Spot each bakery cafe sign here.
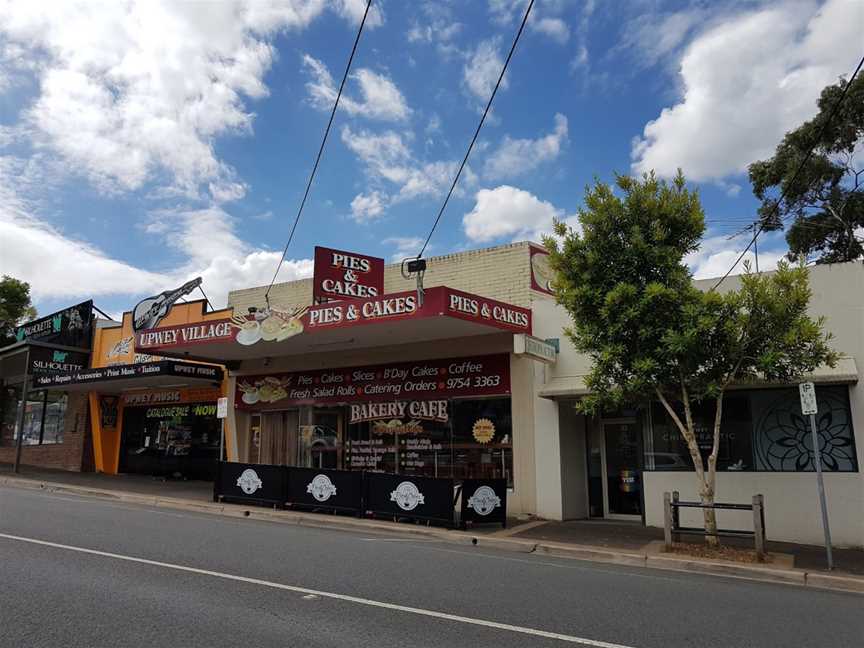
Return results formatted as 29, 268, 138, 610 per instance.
313, 246, 384, 302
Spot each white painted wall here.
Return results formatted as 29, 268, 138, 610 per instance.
644, 471, 864, 547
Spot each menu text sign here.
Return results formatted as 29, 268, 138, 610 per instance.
236, 354, 510, 409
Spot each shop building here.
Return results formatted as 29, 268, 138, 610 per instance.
132, 243, 862, 547
0, 302, 95, 471
35, 300, 230, 479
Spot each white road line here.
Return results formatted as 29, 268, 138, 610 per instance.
0, 531, 636, 648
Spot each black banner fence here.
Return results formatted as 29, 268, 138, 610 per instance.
211, 462, 506, 529
364, 472, 456, 527
286, 467, 363, 515
214, 462, 287, 508
459, 479, 507, 528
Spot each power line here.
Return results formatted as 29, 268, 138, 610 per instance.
710, 53, 864, 291
264, 0, 373, 304
414, 0, 535, 259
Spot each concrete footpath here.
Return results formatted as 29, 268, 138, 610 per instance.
2, 470, 862, 596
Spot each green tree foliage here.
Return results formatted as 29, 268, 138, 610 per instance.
749, 73, 864, 263
545, 173, 838, 542
0, 275, 37, 346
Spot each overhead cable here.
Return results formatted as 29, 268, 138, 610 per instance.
263, 0, 374, 304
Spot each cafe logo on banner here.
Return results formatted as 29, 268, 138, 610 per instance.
313, 246, 385, 303
468, 486, 502, 516
236, 469, 263, 495
390, 481, 425, 511
307, 474, 338, 502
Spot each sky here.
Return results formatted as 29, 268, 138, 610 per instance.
0, 0, 861, 318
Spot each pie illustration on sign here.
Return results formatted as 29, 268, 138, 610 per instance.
390, 481, 425, 511
230, 304, 309, 346
307, 474, 338, 502
236, 469, 263, 495
472, 418, 496, 444
467, 485, 501, 516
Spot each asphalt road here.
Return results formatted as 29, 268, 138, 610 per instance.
0, 486, 861, 648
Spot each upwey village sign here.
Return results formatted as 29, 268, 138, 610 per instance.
313, 246, 384, 302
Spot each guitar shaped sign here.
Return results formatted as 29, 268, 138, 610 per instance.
132, 278, 203, 332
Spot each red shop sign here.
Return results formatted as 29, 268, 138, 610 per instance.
313, 246, 385, 302
235, 354, 510, 409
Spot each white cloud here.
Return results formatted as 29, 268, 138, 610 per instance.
302, 54, 411, 121
463, 185, 576, 243
0, 159, 310, 307
340, 126, 473, 210
332, 0, 384, 27
531, 17, 570, 44
686, 233, 785, 280
0, 1, 374, 200
487, 0, 523, 25
154, 206, 313, 305
631, 0, 864, 182
383, 236, 424, 262
350, 191, 386, 221
463, 38, 508, 101
483, 113, 568, 179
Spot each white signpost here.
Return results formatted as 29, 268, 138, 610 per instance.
217, 397, 228, 462
799, 382, 833, 570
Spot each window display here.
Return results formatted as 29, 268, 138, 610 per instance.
120, 402, 220, 480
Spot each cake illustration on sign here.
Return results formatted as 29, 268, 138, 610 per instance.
468, 485, 502, 516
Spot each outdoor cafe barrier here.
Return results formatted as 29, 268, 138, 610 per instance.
286, 466, 364, 515
211, 462, 508, 530
214, 461, 288, 509
663, 491, 766, 561
364, 472, 457, 527
459, 478, 508, 529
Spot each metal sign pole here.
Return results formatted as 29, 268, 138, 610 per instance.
800, 382, 833, 570
219, 418, 225, 462
809, 412, 833, 570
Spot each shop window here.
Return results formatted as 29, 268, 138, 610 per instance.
347, 415, 451, 477
751, 385, 858, 472
1, 386, 22, 446
451, 398, 513, 487
6, 390, 67, 446
120, 402, 221, 479
646, 394, 754, 471
41, 393, 67, 444
645, 385, 858, 472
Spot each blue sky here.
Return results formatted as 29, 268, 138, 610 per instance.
0, 0, 860, 318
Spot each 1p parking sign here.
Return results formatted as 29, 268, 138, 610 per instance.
798, 382, 818, 415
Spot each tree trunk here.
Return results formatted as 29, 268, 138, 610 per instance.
656, 387, 724, 546
702, 391, 725, 545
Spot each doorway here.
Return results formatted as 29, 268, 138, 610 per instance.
587, 419, 642, 520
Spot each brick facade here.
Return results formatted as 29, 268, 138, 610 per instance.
0, 391, 91, 471
228, 241, 535, 313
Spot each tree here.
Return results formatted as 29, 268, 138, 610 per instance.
0, 275, 37, 347
544, 172, 838, 544
749, 73, 864, 263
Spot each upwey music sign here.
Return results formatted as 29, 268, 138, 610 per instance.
312, 246, 384, 302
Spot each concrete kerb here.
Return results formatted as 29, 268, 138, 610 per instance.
2, 476, 862, 594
